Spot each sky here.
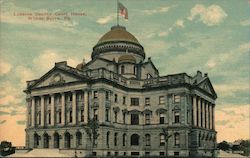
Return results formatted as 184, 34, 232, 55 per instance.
0, 0, 249, 146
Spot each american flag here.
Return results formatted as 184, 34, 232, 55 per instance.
118, 2, 128, 19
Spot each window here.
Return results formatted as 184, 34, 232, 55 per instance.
94, 109, 98, 120
76, 132, 82, 146
123, 96, 126, 104
114, 94, 118, 102
69, 110, 72, 123
58, 110, 62, 123
131, 152, 139, 156
106, 132, 109, 147
105, 91, 109, 100
160, 113, 165, 124
159, 96, 165, 104
121, 65, 125, 74
48, 97, 51, 104
123, 113, 126, 124
174, 95, 181, 103
145, 97, 150, 106
123, 134, 126, 146
160, 152, 165, 156
105, 109, 109, 122
77, 93, 83, 101
114, 112, 118, 123
160, 134, 165, 146
107, 152, 111, 156
131, 98, 139, 106
131, 114, 139, 125
67, 94, 72, 102
37, 112, 41, 125
115, 152, 118, 156
124, 152, 127, 156
145, 114, 150, 125
145, 152, 150, 156
133, 66, 136, 75
131, 134, 139, 146
174, 152, 179, 156
174, 133, 180, 147
145, 134, 150, 146
93, 91, 98, 99
174, 111, 180, 123
114, 133, 118, 146
80, 110, 84, 122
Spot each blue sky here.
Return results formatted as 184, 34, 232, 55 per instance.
0, 0, 249, 145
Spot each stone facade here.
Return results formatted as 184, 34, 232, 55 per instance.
24, 25, 217, 157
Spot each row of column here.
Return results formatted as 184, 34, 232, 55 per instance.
192, 96, 214, 130
30, 91, 89, 127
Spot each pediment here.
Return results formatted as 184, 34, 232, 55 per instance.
30, 67, 85, 89
197, 78, 217, 98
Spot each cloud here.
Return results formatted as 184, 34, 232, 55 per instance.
175, 19, 185, 28
96, 14, 116, 25
188, 4, 227, 26
0, 120, 6, 124
16, 120, 25, 125
0, 111, 10, 115
206, 59, 216, 68
158, 31, 168, 37
0, 59, 12, 76
0, 95, 22, 106
238, 42, 250, 53
216, 105, 249, 142
15, 66, 35, 84
240, 19, 250, 26
140, 5, 176, 15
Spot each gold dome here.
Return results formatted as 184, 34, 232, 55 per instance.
118, 55, 136, 63
97, 26, 140, 45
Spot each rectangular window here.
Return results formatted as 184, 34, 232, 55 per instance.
160, 134, 165, 146
114, 112, 118, 123
93, 91, 98, 99
174, 152, 179, 156
174, 133, 180, 147
159, 96, 165, 104
145, 114, 150, 125
131, 114, 139, 125
145, 135, 150, 146
174, 111, 180, 123
105, 91, 109, 100
145, 152, 150, 156
59, 111, 62, 123
94, 109, 98, 120
114, 94, 118, 103
123, 96, 126, 104
174, 95, 181, 103
105, 109, 109, 122
160, 113, 165, 124
145, 97, 150, 106
123, 113, 126, 124
115, 152, 118, 156
131, 98, 139, 106
80, 110, 84, 122
69, 111, 72, 123
160, 152, 165, 156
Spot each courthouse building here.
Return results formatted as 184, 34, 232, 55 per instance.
24, 25, 217, 157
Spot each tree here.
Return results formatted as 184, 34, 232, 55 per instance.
83, 118, 100, 156
0, 141, 15, 156
217, 141, 230, 151
162, 128, 172, 157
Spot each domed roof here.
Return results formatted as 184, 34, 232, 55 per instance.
118, 54, 136, 63
97, 25, 140, 45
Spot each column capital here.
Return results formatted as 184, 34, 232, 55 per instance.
49, 93, 55, 97
60, 92, 65, 96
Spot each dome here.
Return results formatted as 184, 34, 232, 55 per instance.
97, 26, 140, 45
118, 55, 136, 63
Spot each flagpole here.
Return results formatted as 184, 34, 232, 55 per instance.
117, 0, 119, 26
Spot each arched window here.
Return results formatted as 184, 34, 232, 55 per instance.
160, 134, 165, 146
106, 132, 110, 147
65, 132, 71, 148
76, 131, 82, 146
114, 133, 118, 146
121, 65, 125, 74
54, 132, 60, 148
174, 133, 180, 147
34, 133, 39, 148
43, 133, 49, 148
145, 134, 150, 146
131, 134, 139, 146
123, 134, 126, 146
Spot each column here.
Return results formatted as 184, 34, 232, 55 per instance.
41, 96, 45, 126
212, 105, 215, 130
84, 91, 89, 123
205, 102, 209, 129
202, 99, 205, 128
72, 91, 77, 124
197, 97, 201, 127
31, 97, 35, 127
51, 94, 55, 126
61, 93, 65, 125
192, 96, 197, 126
209, 104, 212, 129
